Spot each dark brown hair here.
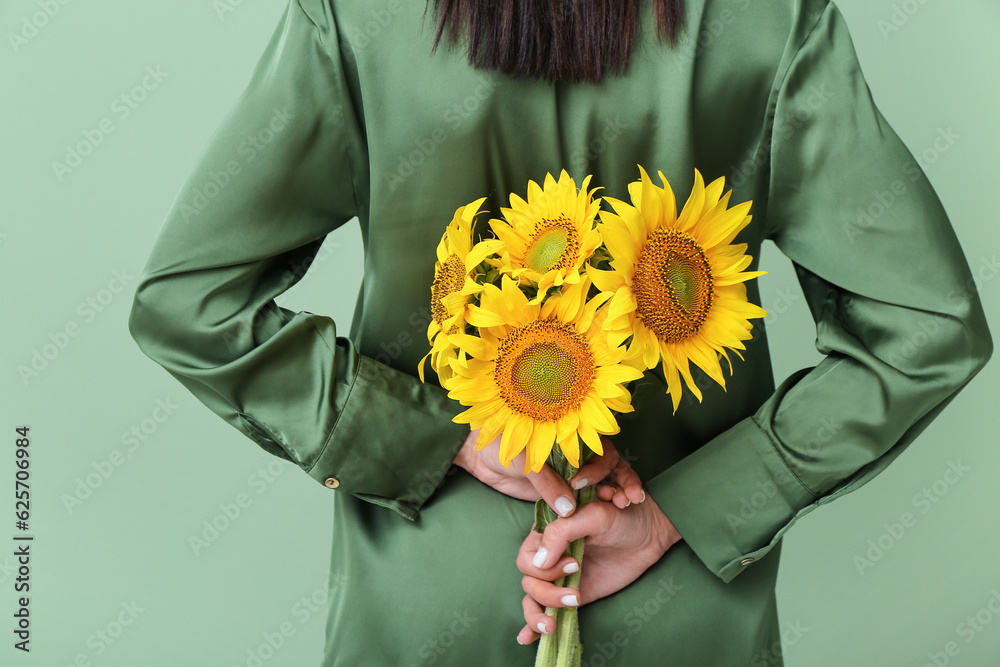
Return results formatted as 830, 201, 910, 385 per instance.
422, 0, 686, 84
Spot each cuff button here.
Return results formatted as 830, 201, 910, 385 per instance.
324, 477, 340, 489
740, 557, 754, 566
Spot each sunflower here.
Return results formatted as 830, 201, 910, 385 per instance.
443, 273, 643, 473
586, 165, 768, 414
418, 197, 504, 385
488, 170, 603, 299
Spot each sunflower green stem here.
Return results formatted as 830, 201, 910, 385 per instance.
532, 446, 596, 667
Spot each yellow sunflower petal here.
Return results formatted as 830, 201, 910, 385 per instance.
417, 350, 432, 383
580, 394, 617, 433
577, 421, 604, 457
674, 353, 703, 403
675, 168, 706, 233
660, 349, 684, 415
446, 356, 493, 379
435, 238, 449, 264
475, 406, 510, 449
607, 286, 637, 327
574, 290, 613, 334
500, 413, 533, 467
640, 325, 661, 370
627, 180, 643, 210
527, 420, 557, 474
685, 339, 727, 390
593, 379, 630, 400
440, 292, 468, 314
604, 198, 645, 244
713, 250, 754, 277
465, 239, 505, 270
556, 410, 582, 467
715, 270, 768, 287
599, 221, 639, 269
476, 276, 533, 327
558, 432, 581, 469
554, 407, 578, 437
654, 170, 678, 226
702, 175, 726, 210
698, 200, 754, 249
636, 164, 664, 231
596, 363, 645, 385
604, 393, 634, 413
489, 218, 528, 253
449, 333, 496, 360
452, 398, 504, 425
585, 264, 627, 293
605, 327, 632, 349
465, 304, 508, 328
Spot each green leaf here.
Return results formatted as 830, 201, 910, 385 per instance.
534, 498, 558, 533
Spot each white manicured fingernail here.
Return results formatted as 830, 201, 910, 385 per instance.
537, 621, 550, 634
532, 547, 549, 569
555, 496, 574, 516
561, 595, 579, 607
572, 478, 589, 490
640, 489, 646, 503
516, 635, 525, 645
563, 561, 579, 574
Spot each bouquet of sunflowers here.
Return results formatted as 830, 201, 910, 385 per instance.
418, 165, 767, 667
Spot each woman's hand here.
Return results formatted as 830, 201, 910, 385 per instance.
453, 428, 643, 519
513, 486, 683, 645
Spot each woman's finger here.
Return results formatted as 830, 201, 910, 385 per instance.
520, 594, 552, 640
595, 480, 629, 508
517, 546, 580, 580
601, 477, 636, 509
526, 462, 578, 518
530, 501, 613, 570
522, 574, 581, 609
596, 483, 617, 502
567, 435, 619, 490
522, 527, 542, 546
610, 485, 632, 509
612, 456, 646, 505
516, 622, 540, 645
518, 524, 581, 582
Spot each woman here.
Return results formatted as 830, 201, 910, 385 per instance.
127, 0, 993, 664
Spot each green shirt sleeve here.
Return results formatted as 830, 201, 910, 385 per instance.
127, 0, 468, 521
646, 0, 994, 583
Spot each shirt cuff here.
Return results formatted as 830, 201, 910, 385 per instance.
305, 354, 469, 521
645, 413, 818, 583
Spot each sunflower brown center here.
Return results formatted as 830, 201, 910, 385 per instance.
494, 319, 595, 421
431, 254, 466, 329
632, 228, 714, 343
524, 217, 580, 273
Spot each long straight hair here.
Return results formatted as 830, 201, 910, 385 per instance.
423, 0, 686, 84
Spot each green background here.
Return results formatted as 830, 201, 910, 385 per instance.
2, 1, 997, 665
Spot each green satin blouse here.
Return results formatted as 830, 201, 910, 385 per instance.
127, 0, 993, 664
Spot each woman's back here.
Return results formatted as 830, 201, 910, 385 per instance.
127, 0, 993, 664
326, 0, 803, 375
